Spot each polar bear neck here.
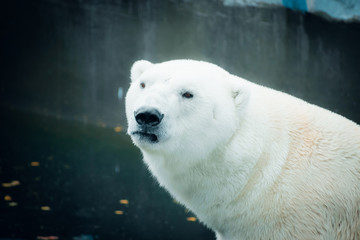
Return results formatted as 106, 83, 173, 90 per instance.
140, 89, 290, 232
133, 69, 360, 239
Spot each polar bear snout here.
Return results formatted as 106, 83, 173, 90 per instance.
131, 107, 165, 144
134, 107, 164, 127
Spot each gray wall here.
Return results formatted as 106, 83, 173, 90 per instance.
1, 0, 360, 127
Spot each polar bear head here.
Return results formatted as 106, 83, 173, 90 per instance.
125, 60, 250, 162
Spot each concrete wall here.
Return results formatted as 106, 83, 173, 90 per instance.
1, 0, 360, 127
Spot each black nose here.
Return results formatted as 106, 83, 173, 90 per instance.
134, 107, 164, 127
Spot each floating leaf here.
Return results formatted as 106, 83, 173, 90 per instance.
186, 217, 197, 222
2, 180, 20, 188
114, 126, 122, 132
41, 206, 51, 211
31, 162, 40, 166
4, 195, 12, 201
37, 236, 59, 240
8, 202, 18, 207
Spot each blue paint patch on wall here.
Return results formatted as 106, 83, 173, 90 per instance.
224, 0, 360, 21
282, 0, 308, 12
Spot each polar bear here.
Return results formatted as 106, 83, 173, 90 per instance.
125, 59, 360, 239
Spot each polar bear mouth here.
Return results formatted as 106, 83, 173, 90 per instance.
132, 131, 159, 143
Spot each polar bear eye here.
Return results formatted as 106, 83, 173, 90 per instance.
140, 82, 146, 89
182, 91, 193, 99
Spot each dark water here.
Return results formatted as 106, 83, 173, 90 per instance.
0, 108, 214, 239
1, 0, 360, 239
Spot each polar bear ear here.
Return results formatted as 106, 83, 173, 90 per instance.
230, 76, 250, 108
130, 60, 153, 81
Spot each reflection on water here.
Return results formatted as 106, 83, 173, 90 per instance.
0, 107, 214, 240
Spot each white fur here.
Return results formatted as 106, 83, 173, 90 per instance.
125, 59, 360, 239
